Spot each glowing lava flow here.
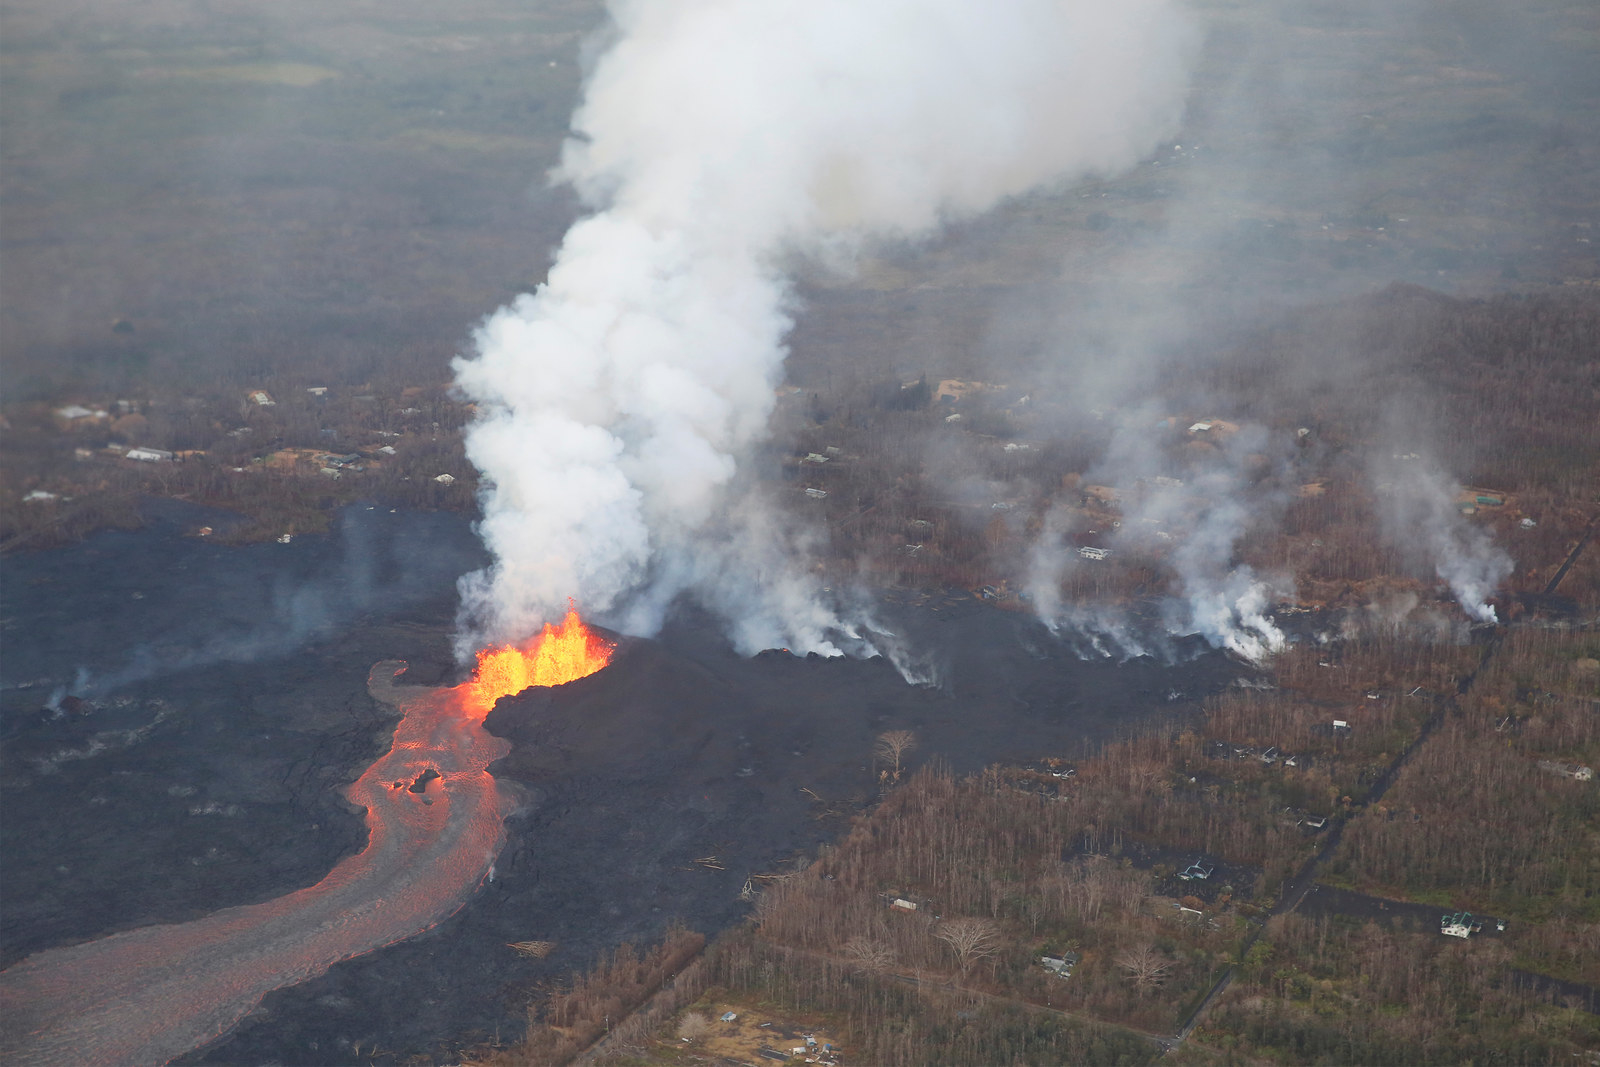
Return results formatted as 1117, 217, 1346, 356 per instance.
0, 614, 611, 1067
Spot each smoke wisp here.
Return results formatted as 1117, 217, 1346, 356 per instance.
1375, 457, 1514, 624
453, 0, 1197, 657
1025, 416, 1293, 662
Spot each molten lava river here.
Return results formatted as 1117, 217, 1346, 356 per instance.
0, 610, 611, 1067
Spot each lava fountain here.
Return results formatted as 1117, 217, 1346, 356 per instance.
0, 611, 612, 1067
466, 606, 614, 715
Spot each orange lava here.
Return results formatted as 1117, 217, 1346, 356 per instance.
462, 607, 613, 715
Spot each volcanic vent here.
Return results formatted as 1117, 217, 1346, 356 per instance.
464, 605, 614, 716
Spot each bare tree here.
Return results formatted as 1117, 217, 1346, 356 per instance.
843, 936, 896, 973
1116, 943, 1172, 996
934, 917, 998, 977
751, 882, 788, 931
875, 730, 917, 778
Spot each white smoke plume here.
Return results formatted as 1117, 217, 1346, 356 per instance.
1026, 417, 1293, 663
453, 0, 1196, 656
1155, 449, 1293, 662
1375, 458, 1513, 624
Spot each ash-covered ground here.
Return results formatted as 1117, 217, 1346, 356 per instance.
1, 504, 1246, 1065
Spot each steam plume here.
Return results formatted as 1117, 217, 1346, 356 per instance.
1026, 416, 1292, 663
1376, 458, 1513, 623
453, 0, 1195, 655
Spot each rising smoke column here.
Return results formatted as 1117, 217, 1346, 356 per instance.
1026, 416, 1294, 662
453, 0, 1196, 656
1376, 458, 1513, 623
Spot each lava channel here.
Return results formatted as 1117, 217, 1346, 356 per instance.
0, 610, 611, 1067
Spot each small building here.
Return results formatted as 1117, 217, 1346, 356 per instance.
377, 445, 397, 456
1078, 546, 1110, 561
935, 378, 988, 403
804, 487, 827, 499
126, 447, 174, 462
1040, 952, 1079, 978
890, 898, 918, 912
1178, 861, 1215, 881
23, 490, 59, 503
306, 386, 328, 397
1188, 421, 1214, 434
1441, 911, 1482, 938
802, 452, 829, 464
55, 405, 99, 421
248, 390, 276, 406
434, 473, 457, 485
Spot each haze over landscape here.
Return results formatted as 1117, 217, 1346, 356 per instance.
1, 0, 1597, 1064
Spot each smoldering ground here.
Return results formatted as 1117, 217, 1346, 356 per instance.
776, 0, 1596, 647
